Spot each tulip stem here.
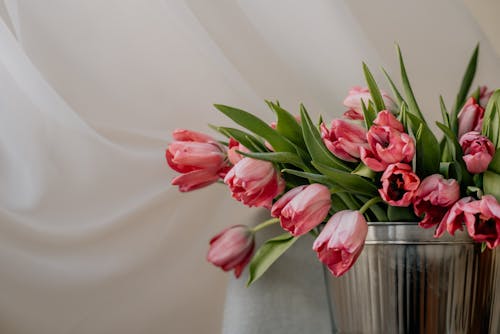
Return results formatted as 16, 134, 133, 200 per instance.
359, 197, 383, 214
252, 218, 280, 232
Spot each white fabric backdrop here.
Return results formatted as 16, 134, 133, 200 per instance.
0, 0, 498, 333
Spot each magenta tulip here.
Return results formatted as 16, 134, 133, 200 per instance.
320, 120, 368, 162
313, 210, 368, 277
457, 98, 485, 138
379, 163, 420, 207
224, 157, 285, 209
459, 131, 495, 174
207, 225, 255, 278
360, 125, 415, 172
167, 129, 230, 192
343, 86, 396, 120
413, 174, 460, 228
271, 184, 331, 236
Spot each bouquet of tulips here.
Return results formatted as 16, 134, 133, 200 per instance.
166, 45, 500, 285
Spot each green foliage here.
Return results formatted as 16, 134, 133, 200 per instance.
247, 233, 298, 286
362, 62, 386, 111
451, 44, 479, 133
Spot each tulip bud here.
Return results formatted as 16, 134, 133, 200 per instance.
224, 158, 285, 209
207, 225, 255, 278
271, 184, 331, 236
313, 210, 368, 277
343, 87, 396, 120
459, 131, 495, 174
166, 129, 230, 192
457, 98, 484, 138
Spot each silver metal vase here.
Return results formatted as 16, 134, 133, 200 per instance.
324, 222, 500, 334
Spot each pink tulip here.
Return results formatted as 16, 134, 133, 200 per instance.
434, 197, 474, 238
459, 131, 495, 174
479, 86, 493, 108
373, 110, 404, 132
463, 195, 500, 249
360, 125, 415, 172
313, 210, 368, 277
379, 163, 420, 207
457, 98, 485, 138
435, 196, 500, 249
271, 184, 331, 236
227, 138, 249, 165
166, 129, 230, 192
224, 157, 285, 209
343, 86, 396, 120
207, 225, 255, 278
320, 120, 368, 162
413, 174, 460, 228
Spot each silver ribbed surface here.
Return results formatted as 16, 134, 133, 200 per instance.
325, 223, 499, 334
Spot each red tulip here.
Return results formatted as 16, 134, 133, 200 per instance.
413, 174, 460, 228
459, 131, 495, 174
167, 129, 230, 192
435, 196, 500, 249
313, 210, 368, 277
320, 120, 368, 162
343, 86, 396, 120
207, 225, 255, 278
360, 125, 415, 172
379, 163, 420, 207
457, 98, 485, 138
271, 184, 331, 236
224, 158, 285, 209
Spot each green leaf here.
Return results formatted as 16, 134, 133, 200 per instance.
210, 125, 267, 152
405, 112, 440, 177
282, 169, 332, 184
436, 122, 460, 160
312, 161, 378, 196
382, 67, 405, 106
483, 171, 500, 202
266, 101, 304, 146
239, 151, 306, 169
482, 93, 500, 148
439, 96, 451, 127
330, 194, 349, 212
363, 62, 386, 111
488, 149, 500, 174
300, 104, 350, 171
451, 44, 479, 132
396, 45, 425, 121
351, 163, 376, 179
361, 99, 376, 129
439, 161, 463, 183
214, 104, 295, 153
247, 233, 299, 286
387, 206, 417, 222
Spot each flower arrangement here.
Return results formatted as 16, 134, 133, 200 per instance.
166, 45, 500, 285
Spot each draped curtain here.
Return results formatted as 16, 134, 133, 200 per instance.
0, 1, 498, 333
